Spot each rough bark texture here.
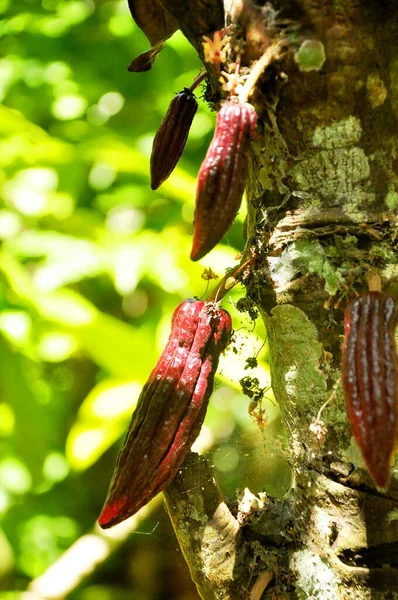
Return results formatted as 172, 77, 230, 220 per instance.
161, 0, 398, 598
164, 453, 247, 600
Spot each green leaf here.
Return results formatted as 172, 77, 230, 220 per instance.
0, 335, 49, 484
0, 252, 156, 377
66, 379, 142, 470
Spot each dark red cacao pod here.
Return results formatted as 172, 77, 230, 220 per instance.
341, 291, 398, 488
190, 101, 257, 262
150, 89, 198, 190
98, 299, 232, 528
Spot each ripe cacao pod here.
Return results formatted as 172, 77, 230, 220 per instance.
98, 299, 232, 528
190, 101, 257, 262
341, 291, 398, 488
150, 89, 198, 190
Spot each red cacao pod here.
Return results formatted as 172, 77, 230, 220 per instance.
341, 291, 398, 488
98, 299, 232, 528
150, 89, 198, 190
190, 101, 257, 262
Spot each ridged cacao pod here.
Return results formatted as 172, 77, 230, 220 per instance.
150, 89, 198, 190
190, 101, 257, 262
98, 299, 232, 528
341, 291, 398, 488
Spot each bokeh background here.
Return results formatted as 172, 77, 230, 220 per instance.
0, 1, 290, 598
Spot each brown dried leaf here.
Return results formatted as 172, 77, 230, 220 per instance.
128, 40, 166, 72
128, 0, 178, 46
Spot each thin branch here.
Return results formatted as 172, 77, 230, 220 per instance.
164, 452, 248, 600
250, 571, 274, 600
28, 498, 161, 599
238, 40, 286, 104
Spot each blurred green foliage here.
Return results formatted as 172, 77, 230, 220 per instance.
0, 1, 290, 598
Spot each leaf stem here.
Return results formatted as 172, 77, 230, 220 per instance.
188, 70, 208, 92
238, 40, 286, 104
250, 571, 274, 600
205, 258, 251, 303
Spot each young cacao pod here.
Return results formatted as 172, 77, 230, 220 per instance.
190, 101, 257, 262
150, 89, 198, 190
98, 299, 232, 528
341, 291, 398, 488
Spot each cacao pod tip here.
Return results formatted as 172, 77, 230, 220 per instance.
368, 465, 391, 491
150, 177, 160, 191
190, 229, 216, 261
190, 244, 205, 262
98, 497, 129, 529
364, 448, 395, 490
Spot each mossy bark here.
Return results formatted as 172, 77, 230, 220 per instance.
162, 1, 398, 598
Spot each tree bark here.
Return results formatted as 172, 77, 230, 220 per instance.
164, 452, 247, 600
161, 1, 398, 597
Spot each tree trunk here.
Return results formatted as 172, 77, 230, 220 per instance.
161, 1, 398, 597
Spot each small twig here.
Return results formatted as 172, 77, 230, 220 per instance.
188, 69, 208, 92
238, 40, 286, 104
28, 498, 161, 599
205, 258, 252, 303
309, 386, 340, 443
315, 389, 337, 424
264, 191, 292, 216
250, 571, 274, 600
